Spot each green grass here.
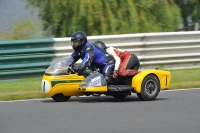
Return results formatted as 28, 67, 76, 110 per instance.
0, 68, 199, 101
169, 68, 200, 89
0, 77, 45, 101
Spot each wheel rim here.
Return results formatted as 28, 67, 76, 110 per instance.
144, 79, 157, 96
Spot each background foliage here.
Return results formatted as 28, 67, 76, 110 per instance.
2, 0, 199, 40
0, 19, 41, 40
26, 0, 181, 37
174, 0, 200, 28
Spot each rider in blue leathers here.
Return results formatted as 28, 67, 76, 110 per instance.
65, 31, 116, 85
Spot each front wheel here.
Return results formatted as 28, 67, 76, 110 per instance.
137, 75, 160, 101
52, 93, 71, 102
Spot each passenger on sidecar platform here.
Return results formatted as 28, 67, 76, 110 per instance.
93, 40, 141, 79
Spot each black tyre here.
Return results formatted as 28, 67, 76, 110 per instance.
52, 93, 71, 102
137, 75, 160, 101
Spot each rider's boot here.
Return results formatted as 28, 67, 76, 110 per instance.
104, 75, 119, 85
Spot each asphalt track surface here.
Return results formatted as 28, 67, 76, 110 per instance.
0, 88, 200, 133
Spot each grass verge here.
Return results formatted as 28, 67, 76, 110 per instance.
169, 68, 200, 89
0, 68, 199, 101
0, 77, 45, 101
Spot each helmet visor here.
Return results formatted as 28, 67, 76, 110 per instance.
71, 40, 80, 49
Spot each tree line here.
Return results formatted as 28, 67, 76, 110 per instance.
5, 0, 200, 39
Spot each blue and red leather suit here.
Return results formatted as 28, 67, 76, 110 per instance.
70, 41, 115, 84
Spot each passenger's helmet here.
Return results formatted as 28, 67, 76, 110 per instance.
71, 31, 87, 51
93, 40, 107, 50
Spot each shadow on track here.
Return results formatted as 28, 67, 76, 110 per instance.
41, 95, 169, 103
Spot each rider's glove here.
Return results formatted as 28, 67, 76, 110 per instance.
77, 69, 83, 75
113, 70, 118, 79
72, 65, 83, 75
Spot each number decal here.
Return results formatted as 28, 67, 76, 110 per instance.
91, 76, 101, 86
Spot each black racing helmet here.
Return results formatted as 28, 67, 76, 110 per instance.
93, 40, 107, 50
71, 31, 87, 51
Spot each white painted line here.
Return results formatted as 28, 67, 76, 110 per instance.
161, 88, 200, 92
0, 96, 86, 103
0, 98, 51, 103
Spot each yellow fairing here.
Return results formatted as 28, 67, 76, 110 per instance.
132, 69, 171, 93
80, 86, 107, 92
42, 74, 84, 97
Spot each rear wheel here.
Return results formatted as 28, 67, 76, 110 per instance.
52, 93, 71, 102
137, 75, 160, 101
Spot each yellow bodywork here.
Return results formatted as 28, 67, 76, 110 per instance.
42, 74, 84, 97
80, 86, 108, 92
42, 69, 171, 97
132, 69, 171, 93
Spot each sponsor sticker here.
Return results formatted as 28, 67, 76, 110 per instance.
91, 76, 101, 86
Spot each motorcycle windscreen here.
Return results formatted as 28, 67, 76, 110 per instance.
45, 56, 74, 75
79, 72, 107, 92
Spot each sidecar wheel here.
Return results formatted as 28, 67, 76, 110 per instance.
52, 93, 71, 102
137, 74, 160, 101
